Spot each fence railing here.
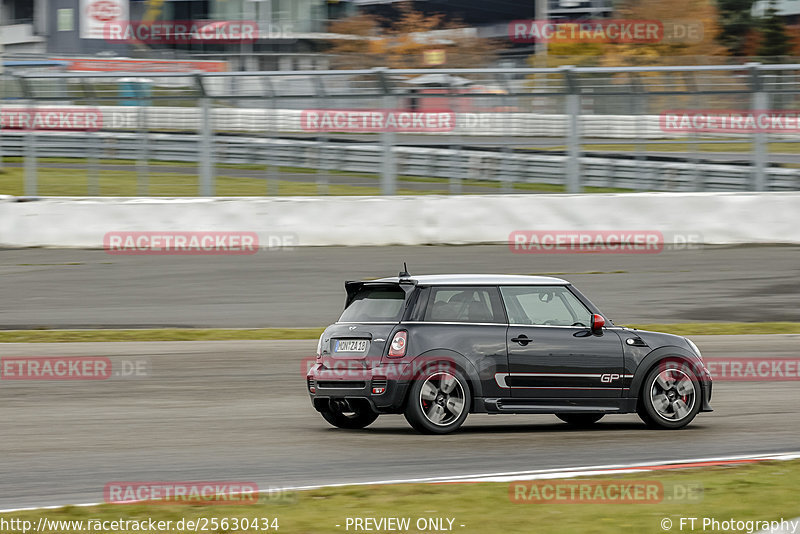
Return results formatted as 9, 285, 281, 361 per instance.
2, 64, 800, 196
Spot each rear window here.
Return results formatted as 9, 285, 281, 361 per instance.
339, 286, 406, 323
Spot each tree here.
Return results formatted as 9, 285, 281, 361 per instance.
757, 0, 791, 58
536, 0, 725, 67
716, 0, 757, 56
326, 2, 503, 69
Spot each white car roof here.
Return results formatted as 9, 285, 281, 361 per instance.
371, 274, 569, 286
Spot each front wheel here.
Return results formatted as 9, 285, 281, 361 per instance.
404, 368, 471, 434
638, 364, 701, 429
319, 400, 379, 429
555, 413, 604, 426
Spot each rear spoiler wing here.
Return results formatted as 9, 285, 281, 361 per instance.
343, 279, 417, 308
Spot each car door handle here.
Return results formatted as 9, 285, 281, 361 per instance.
511, 334, 533, 345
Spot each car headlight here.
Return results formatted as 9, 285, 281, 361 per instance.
686, 338, 703, 361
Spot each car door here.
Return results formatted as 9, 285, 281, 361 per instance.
406, 286, 509, 398
499, 285, 624, 399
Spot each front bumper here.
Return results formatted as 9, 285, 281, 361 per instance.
699, 365, 713, 412
306, 362, 411, 414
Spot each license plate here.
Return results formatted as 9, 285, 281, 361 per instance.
335, 339, 368, 353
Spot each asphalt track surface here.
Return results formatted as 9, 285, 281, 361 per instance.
2, 245, 800, 329
1, 245, 799, 510
1, 336, 799, 510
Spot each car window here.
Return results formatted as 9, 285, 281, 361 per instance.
424, 286, 503, 323
500, 286, 592, 327
339, 286, 406, 322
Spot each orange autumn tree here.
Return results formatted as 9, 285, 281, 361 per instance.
537, 0, 725, 68
602, 0, 725, 65
327, 2, 503, 69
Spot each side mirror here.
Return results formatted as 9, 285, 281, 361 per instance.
591, 314, 605, 334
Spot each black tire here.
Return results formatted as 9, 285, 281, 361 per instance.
638, 363, 701, 429
319, 401, 379, 430
555, 413, 604, 426
404, 367, 471, 434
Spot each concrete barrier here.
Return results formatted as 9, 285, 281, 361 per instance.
1, 193, 798, 249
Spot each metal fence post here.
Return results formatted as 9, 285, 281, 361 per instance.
380, 95, 397, 195
314, 75, 329, 195
563, 67, 581, 194
83, 80, 100, 196
748, 63, 767, 191
136, 100, 149, 196
21, 79, 37, 196
263, 76, 279, 196
198, 76, 214, 196
0, 75, 4, 173
631, 73, 648, 191
24, 123, 37, 196
375, 68, 397, 195
448, 82, 463, 195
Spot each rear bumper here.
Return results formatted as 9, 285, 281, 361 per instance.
306, 363, 410, 414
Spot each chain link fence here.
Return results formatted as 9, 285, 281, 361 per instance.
2, 64, 800, 196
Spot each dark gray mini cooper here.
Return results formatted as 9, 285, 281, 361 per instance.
306, 272, 712, 434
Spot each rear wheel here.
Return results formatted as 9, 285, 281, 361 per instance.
319, 400, 379, 430
555, 413, 604, 426
638, 364, 700, 429
404, 368, 470, 434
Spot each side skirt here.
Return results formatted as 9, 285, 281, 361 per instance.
474, 397, 637, 414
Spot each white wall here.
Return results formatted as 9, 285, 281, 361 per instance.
1, 192, 798, 248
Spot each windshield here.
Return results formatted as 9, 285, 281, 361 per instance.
339, 286, 406, 323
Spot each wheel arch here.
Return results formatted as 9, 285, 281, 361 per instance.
629, 346, 705, 407
405, 349, 483, 410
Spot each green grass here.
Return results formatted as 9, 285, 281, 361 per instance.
535, 140, 800, 154
2, 460, 798, 533
0, 328, 324, 343
624, 322, 800, 335
1, 322, 798, 343
0, 167, 438, 197
586, 140, 800, 154
0, 158, 631, 195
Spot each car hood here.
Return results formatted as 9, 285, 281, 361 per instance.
617, 327, 692, 352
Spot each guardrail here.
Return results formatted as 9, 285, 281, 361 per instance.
2, 63, 800, 195
3, 104, 790, 139
3, 131, 798, 191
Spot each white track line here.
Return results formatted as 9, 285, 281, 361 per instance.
2, 451, 799, 514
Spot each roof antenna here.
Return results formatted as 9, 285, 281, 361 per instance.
399, 262, 410, 278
